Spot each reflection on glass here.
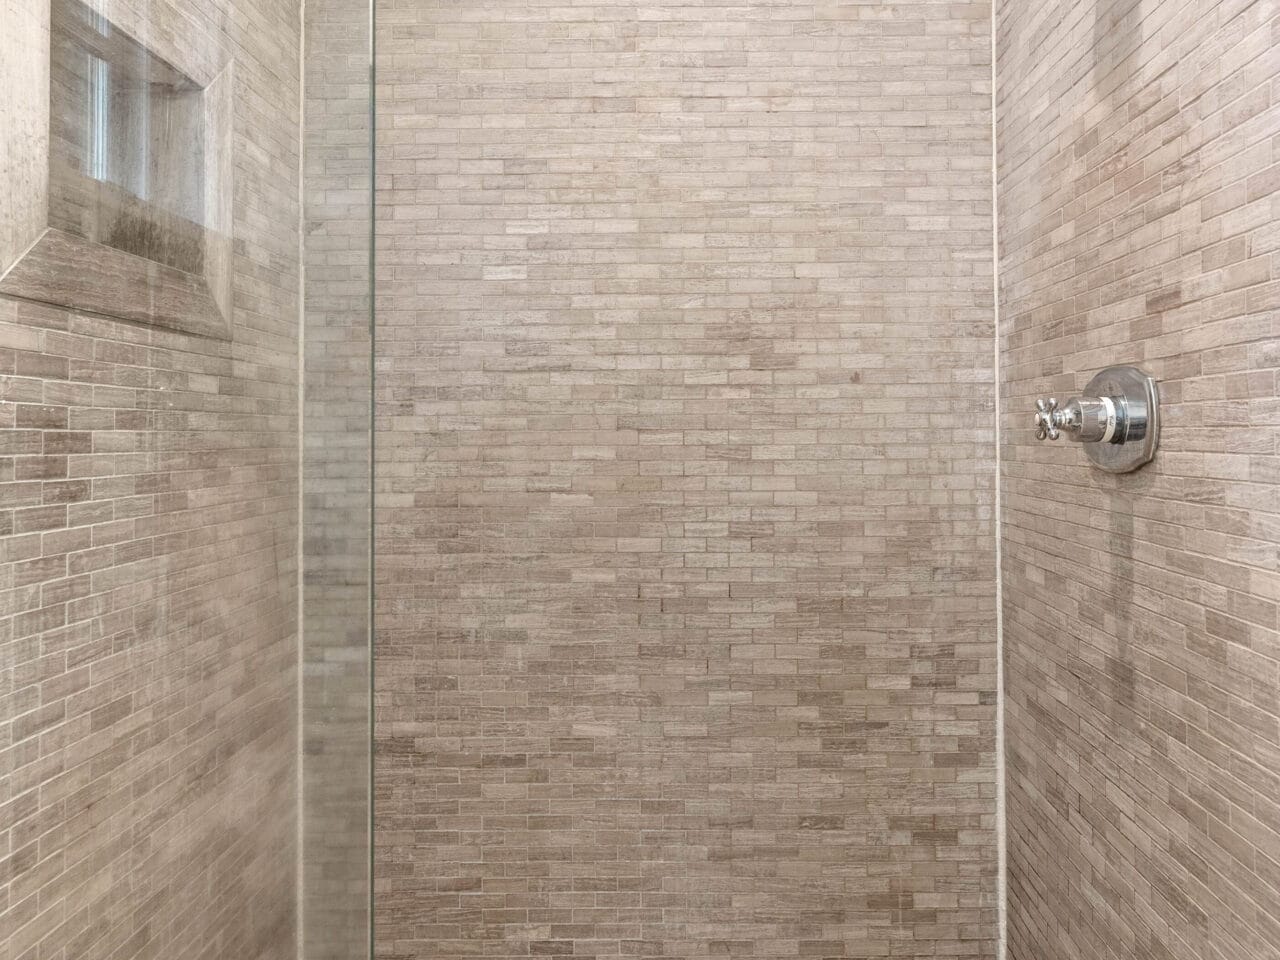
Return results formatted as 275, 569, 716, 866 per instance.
87, 54, 108, 182
50, 0, 207, 272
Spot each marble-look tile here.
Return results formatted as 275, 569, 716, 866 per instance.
372, 0, 1000, 956
0, 0, 301, 957
999, 1, 1280, 957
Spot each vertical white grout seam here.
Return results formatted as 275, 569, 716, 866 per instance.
296, 0, 307, 954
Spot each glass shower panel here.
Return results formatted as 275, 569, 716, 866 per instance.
300, 0, 373, 956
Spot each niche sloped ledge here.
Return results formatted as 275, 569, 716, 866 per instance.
0, 226, 232, 339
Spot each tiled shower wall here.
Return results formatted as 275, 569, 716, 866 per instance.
301, 0, 372, 954
998, 1, 1280, 958
0, 1, 301, 957
374, 1, 998, 956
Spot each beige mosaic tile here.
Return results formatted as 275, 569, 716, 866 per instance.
0, 0, 302, 957
372, 0, 999, 956
998, 0, 1280, 958
301, 0, 373, 954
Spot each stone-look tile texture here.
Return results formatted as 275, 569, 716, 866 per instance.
0, 1, 302, 958
302, 0, 373, 955
998, 1, 1280, 958
374, 1, 998, 957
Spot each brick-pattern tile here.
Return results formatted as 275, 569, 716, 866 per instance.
997, 1, 1280, 958
301, 0, 373, 955
373, 1, 998, 957
0, 1, 302, 957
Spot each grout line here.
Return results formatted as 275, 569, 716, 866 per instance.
366, 2, 377, 956
991, 2, 1008, 957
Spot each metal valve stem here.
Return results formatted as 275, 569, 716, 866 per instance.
1034, 395, 1120, 444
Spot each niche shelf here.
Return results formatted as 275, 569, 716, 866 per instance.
0, 0, 232, 338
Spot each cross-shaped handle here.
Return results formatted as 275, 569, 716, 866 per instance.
1034, 397, 1060, 440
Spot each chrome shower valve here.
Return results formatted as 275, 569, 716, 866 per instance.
1033, 395, 1119, 443
1032, 366, 1159, 473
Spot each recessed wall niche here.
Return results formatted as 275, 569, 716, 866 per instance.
0, 0, 232, 338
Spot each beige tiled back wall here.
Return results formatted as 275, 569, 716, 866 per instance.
373, 0, 998, 957
997, 0, 1280, 958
